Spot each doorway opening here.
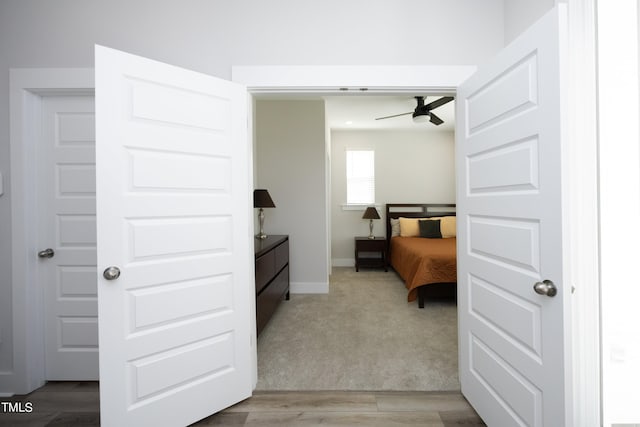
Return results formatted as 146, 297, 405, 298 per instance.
252, 94, 459, 391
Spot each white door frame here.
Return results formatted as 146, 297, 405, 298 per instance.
8, 58, 598, 423
8, 68, 95, 394
565, 0, 601, 425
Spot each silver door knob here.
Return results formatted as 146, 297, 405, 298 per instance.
533, 280, 557, 297
38, 248, 55, 259
103, 266, 121, 281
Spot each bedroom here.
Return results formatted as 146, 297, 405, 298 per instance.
253, 96, 456, 288
253, 95, 459, 390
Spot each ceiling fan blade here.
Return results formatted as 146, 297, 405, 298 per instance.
424, 96, 454, 111
429, 112, 444, 125
375, 111, 413, 120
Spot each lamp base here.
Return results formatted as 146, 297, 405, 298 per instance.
368, 219, 375, 239
256, 208, 268, 239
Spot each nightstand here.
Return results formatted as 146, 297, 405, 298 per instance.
354, 237, 387, 272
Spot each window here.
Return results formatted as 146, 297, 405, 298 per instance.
346, 150, 375, 204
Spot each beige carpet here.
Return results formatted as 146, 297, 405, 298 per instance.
256, 267, 459, 391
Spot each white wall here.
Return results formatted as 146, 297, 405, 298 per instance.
331, 130, 455, 265
255, 100, 329, 293
0, 0, 505, 392
503, 0, 555, 45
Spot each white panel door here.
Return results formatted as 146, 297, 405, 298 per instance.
456, 7, 570, 427
96, 46, 253, 426
39, 95, 98, 380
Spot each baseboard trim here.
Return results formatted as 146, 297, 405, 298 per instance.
332, 258, 355, 267
290, 281, 328, 294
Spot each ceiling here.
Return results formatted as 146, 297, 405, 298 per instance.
324, 95, 456, 131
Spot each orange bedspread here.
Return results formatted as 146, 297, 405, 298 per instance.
390, 236, 457, 302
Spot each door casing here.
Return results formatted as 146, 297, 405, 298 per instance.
8, 69, 95, 394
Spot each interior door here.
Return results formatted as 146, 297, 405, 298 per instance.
40, 95, 98, 380
96, 45, 253, 426
456, 7, 570, 427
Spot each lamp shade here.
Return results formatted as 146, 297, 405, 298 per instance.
362, 206, 380, 220
254, 189, 275, 208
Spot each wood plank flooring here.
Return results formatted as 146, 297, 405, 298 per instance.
0, 382, 485, 426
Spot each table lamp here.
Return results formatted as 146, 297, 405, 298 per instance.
254, 189, 275, 239
362, 206, 380, 239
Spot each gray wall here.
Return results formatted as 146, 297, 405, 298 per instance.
255, 100, 329, 291
503, 0, 556, 45
331, 130, 455, 265
0, 0, 505, 384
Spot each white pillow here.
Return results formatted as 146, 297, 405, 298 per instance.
390, 218, 400, 237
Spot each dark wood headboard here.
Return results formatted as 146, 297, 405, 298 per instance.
385, 203, 456, 242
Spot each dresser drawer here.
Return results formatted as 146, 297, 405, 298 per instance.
254, 235, 289, 336
274, 240, 289, 272
256, 265, 289, 335
357, 238, 385, 252
255, 250, 275, 293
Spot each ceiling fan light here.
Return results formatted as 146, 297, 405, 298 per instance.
412, 113, 431, 123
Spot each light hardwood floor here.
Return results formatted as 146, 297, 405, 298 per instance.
0, 382, 485, 426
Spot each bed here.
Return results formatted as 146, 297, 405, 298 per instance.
386, 203, 457, 308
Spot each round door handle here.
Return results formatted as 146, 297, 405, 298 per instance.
103, 266, 121, 281
533, 279, 557, 297
38, 248, 55, 259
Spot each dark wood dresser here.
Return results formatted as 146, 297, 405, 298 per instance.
254, 235, 289, 336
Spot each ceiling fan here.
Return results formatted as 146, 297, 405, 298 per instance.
375, 96, 454, 125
